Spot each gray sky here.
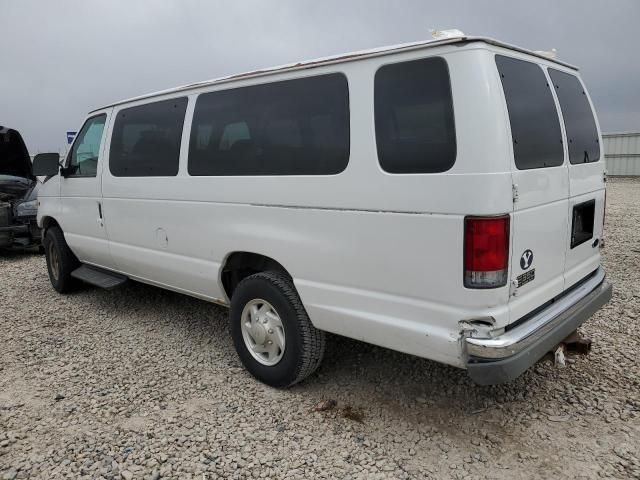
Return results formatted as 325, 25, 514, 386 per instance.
1, 0, 638, 153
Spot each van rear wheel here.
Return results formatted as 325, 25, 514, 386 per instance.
230, 271, 325, 387
44, 226, 79, 293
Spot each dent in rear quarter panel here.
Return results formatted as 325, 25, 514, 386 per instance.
288, 206, 509, 368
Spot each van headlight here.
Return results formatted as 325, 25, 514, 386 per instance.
16, 199, 38, 217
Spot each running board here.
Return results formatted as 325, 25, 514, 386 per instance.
71, 265, 128, 290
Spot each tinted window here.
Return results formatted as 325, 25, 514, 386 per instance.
374, 57, 456, 174
188, 74, 349, 176
549, 69, 600, 164
496, 55, 564, 170
67, 115, 106, 177
110, 98, 188, 177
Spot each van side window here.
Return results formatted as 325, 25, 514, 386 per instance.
67, 114, 106, 177
495, 55, 564, 170
219, 122, 251, 151
188, 73, 349, 176
110, 98, 188, 177
374, 57, 456, 174
548, 69, 600, 164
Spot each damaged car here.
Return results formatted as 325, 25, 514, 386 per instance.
0, 126, 48, 249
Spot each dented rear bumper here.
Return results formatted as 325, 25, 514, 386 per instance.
465, 268, 612, 385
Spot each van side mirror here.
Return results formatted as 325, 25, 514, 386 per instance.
32, 153, 61, 176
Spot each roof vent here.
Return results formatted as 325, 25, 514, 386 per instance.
430, 29, 466, 40
533, 48, 558, 59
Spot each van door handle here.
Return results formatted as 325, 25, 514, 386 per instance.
97, 202, 104, 227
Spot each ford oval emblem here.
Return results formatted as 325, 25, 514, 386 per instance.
520, 249, 534, 270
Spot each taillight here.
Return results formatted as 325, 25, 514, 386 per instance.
464, 215, 510, 289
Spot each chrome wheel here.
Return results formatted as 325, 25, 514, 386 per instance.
48, 241, 60, 282
241, 299, 286, 366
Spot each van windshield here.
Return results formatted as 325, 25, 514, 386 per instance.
548, 69, 600, 164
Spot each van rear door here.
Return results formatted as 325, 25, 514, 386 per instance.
548, 69, 605, 289
495, 55, 570, 323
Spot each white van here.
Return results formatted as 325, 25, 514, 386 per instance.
34, 34, 612, 387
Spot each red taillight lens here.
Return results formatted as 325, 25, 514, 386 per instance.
464, 215, 510, 288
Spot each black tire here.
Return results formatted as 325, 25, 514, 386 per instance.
230, 271, 326, 387
43, 226, 80, 293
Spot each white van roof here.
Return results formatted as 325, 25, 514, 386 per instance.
91, 35, 577, 112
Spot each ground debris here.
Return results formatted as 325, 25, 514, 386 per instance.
341, 405, 364, 423
312, 399, 337, 412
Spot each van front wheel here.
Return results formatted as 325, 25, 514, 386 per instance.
230, 271, 325, 387
43, 226, 79, 293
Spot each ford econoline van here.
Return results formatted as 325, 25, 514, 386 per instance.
34, 34, 612, 387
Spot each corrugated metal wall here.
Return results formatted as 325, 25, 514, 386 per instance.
604, 132, 640, 176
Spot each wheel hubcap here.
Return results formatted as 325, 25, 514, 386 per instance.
48, 242, 60, 282
241, 299, 285, 366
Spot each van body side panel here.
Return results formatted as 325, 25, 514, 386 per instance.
99, 199, 511, 367
101, 196, 225, 300
98, 47, 513, 367
100, 174, 512, 367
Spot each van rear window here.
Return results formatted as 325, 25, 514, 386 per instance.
548, 69, 600, 164
374, 57, 456, 174
110, 98, 188, 177
188, 73, 349, 176
495, 55, 564, 170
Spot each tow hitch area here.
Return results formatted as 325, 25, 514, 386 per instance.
562, 330, 593, 354
465, 271, 610, 385
550, 330, 592, 367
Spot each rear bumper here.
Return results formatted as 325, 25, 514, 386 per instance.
465, 268, 612, 385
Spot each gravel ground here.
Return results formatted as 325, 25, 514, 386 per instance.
1, 178, 639, 480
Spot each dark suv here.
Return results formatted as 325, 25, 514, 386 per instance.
0, 126, 41, 249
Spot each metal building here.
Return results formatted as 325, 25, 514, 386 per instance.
604, 132, 640, 176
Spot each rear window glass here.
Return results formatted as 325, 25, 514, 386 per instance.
374, 57, 456, 173
188, 73, 349, 176
549, 69, 600, 164
110, 98, 188, 177
495, 55, 564, 170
